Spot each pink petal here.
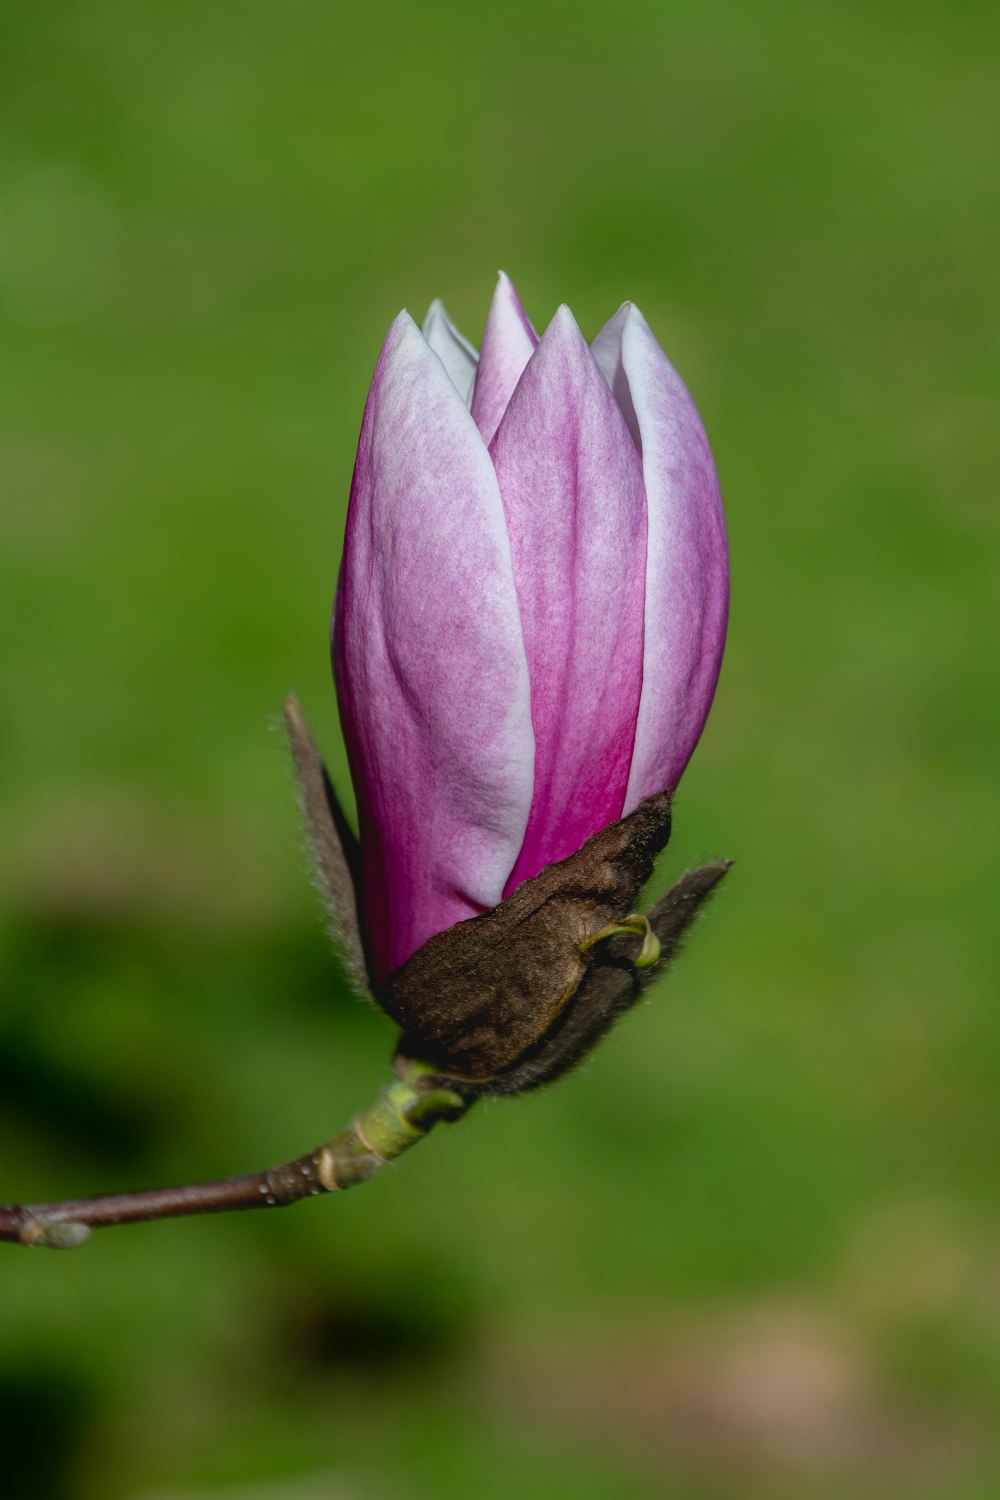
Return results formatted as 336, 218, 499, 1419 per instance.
592, 304, 729, 809
333, 312, 535, 979
421, 297, 478, 404
490, 305, 647, 896
470, 271, 538, 446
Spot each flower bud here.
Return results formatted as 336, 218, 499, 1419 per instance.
307, 275, 729, 1086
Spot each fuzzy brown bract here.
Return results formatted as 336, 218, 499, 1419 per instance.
381, 791, 672, 1080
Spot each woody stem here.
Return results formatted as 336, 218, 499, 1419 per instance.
0, 1060, 471, 1250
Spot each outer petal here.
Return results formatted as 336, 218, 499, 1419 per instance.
490, 306, 647, 896
470, 271, 538, 446
592, 304, 729, 809
333, 312, 535, 979
421, 297, 478, 404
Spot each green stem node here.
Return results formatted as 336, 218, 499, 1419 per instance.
318, 1066, 469, 1190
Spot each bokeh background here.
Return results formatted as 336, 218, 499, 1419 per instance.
2, 1, 998, 1496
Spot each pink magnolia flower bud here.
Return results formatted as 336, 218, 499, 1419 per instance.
333, 274, 728, 985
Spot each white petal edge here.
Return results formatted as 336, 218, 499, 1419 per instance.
422, 297, 479, 405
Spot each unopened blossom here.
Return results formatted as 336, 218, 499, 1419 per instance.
333, 273, 728, 983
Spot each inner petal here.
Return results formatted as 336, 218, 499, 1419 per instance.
489, 305, 647, 895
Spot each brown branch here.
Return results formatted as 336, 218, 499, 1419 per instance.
0, 1147, 330, 1248
0, 1062, 471, 1249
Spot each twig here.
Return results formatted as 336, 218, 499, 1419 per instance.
0, 1059, 469, 1250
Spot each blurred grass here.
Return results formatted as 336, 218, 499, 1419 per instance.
2, 0, 999, 1496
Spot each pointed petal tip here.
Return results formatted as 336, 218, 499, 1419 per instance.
470, 271, 537, 444
420, 298, 479, 399
602, 301, 640, 337
487, 271, 536, 335
548, 300, 578, 333
494, 267, 526, 298
538, 302, 587, 351
422, 296, 445, 326
388, 307, 419, 342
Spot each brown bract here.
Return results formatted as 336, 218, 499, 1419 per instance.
381, 791, 672, 1080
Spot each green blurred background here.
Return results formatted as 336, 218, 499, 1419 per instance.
2, 0, 998, 1496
